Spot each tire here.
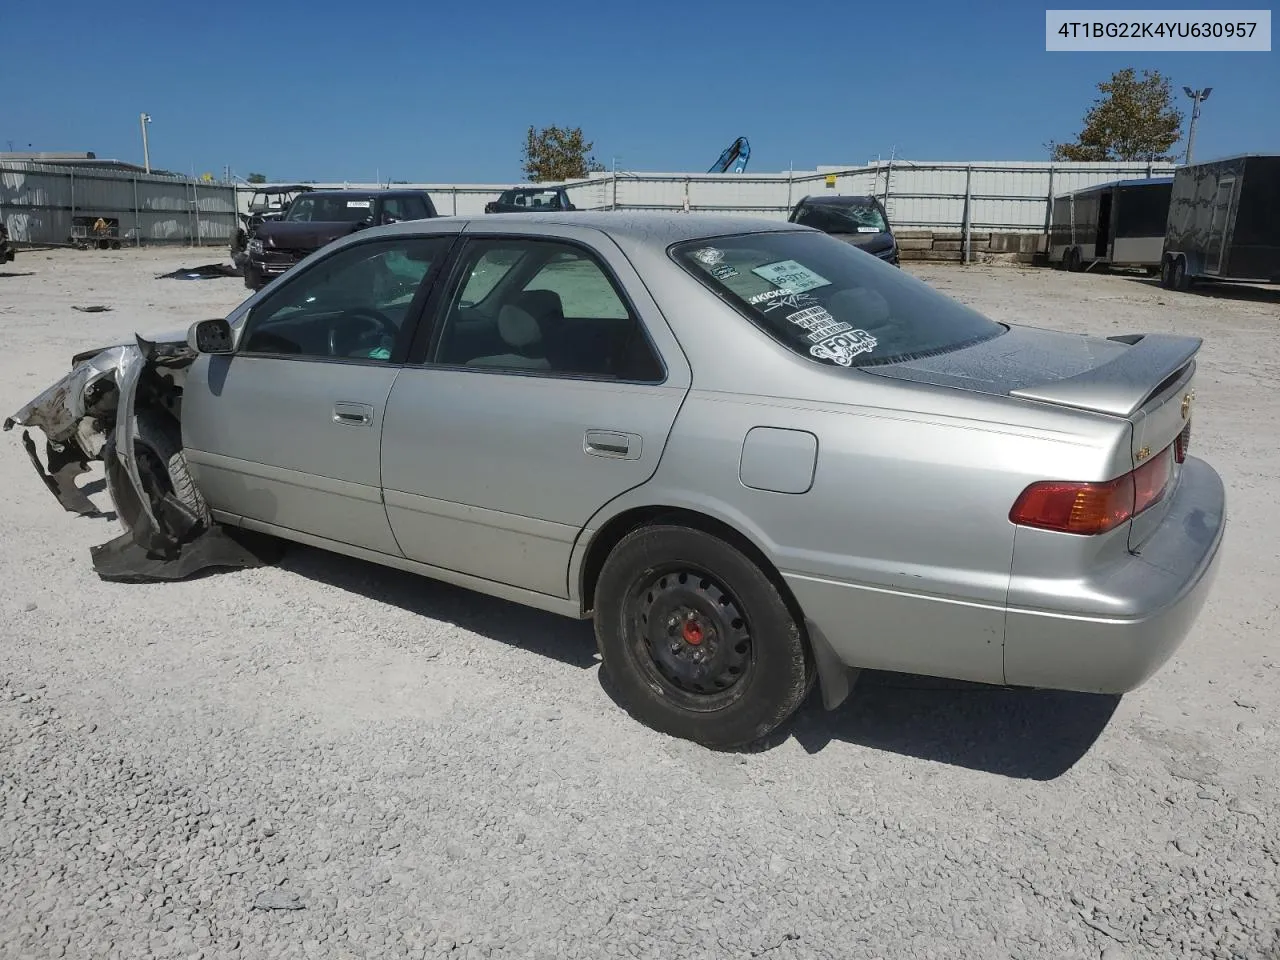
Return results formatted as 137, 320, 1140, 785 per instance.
243, 263, 264, 291
594, 524, 813, 749
1172, 257, 1191, 292
104, 408, 210, 539
1067, 247, 1081, 272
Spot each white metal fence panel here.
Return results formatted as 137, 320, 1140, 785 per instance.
0, 161, 237, 246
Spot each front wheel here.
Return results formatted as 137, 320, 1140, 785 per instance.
594, 524, 813, 749
104, 409, 210, 541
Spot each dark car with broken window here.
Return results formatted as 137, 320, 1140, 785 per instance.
484, 187, 576, 214
788, 195, 900, 266
245, 189, 438, 290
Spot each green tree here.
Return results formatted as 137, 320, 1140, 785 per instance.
1048, 68, 1183, 162
246, 172, 268, 184
521, 126, 606, 182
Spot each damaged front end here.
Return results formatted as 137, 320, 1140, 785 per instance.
4, 332, 278, 581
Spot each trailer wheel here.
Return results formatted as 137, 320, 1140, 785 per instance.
1171, 257, 1191, 292
1066, 247, 1081, 272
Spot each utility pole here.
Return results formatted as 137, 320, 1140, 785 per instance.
139, 113, 152, 173
1182, 87, 1211, 165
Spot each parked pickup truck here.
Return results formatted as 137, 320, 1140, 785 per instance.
484, 187, 576, 214
245, 189, 438, 290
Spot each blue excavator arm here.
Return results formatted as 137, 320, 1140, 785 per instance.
708, 137, 750, 174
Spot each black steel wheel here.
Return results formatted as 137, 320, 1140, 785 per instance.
629, 565, 754, 706
595, 524, 814, 749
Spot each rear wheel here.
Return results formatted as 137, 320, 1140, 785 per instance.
594, 524, 813, 749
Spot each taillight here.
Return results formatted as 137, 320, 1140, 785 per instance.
1175, 420, 1191, 463
1010, 443, 1174, 535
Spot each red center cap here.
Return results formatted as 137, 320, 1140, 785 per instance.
682, 619, 705, 645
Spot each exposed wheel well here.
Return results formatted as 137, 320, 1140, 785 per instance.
578, 506, 804, 624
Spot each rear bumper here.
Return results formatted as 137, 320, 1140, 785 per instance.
1003, 456, 1226, 693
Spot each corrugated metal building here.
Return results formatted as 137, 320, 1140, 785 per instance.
1, 160, 237, 246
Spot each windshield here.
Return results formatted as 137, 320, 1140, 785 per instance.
796, 200, 888, 234
671, 231, 1003, 368
284, 195, 375, 223
500, 190, 564, 209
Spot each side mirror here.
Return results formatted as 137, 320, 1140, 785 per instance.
187, 318, 234, 354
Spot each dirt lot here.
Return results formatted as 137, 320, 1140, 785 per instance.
1, 246, 1277, 960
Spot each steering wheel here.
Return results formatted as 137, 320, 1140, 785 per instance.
328, 307, 398, 357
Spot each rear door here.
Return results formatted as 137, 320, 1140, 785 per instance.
379, 231, 691, 599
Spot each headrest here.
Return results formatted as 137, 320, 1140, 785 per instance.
517, 288, 564, 321
498, 304, 542, 350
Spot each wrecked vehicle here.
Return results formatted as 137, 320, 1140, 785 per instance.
245, 189, 438, 290
8, 213, 1226, 750
3, 332, 274, 581
230, 184, 314, 271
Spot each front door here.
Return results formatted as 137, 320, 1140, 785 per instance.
182, 234, 453, 553
1205, 177, 1236, 275
380, 235, 690, 598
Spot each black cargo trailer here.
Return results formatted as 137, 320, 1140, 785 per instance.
1160, 154, 1280, 291
1050, 176, 1173, 273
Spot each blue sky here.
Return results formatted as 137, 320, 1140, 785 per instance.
3, 0, 1276, 182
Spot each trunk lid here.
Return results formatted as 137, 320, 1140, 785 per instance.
863, 324, 1201, 548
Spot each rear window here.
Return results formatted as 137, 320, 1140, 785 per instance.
671, 230, 1003, 368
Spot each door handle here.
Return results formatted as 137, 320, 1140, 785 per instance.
584, 429, 641, 460
332, 401, 374, 426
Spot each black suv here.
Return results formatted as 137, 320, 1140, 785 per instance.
245, 189, 438, 290
788, 195, 900, 266
484, 186, 576, 214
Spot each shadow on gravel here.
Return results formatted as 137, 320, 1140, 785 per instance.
1120, 275, 1280, 305
278, 545, 599, 669
787, 672, 1120, 779
0, 271, 37, 278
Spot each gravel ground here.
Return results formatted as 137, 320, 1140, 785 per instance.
1, 246, 1277, 960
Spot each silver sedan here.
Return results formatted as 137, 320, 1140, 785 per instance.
5, 212, 1226, 748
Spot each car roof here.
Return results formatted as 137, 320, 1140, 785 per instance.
303, 189, 419, 198
471, 211, 802, 244
800, 194, 880, 206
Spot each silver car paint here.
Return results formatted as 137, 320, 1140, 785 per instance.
379, 223, 692, 598
10, 212, 1225, 704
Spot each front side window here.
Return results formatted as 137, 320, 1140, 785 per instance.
284, 195, 376, 223
432, 238, 663, 381
672, 231, 1002, 369
240, 237, 448, 361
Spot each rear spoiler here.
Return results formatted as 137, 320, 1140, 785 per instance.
1009, 333, 1201, 418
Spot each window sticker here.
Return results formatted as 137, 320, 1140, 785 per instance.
809, 329, 877, 366
857, 226, 880, 233
750, 260, 831, 294
347, 200, 372, 209
711, 263, 739, 281
690, 247, 725, 266
785, 305, 853, 344
753, 290, 819, 312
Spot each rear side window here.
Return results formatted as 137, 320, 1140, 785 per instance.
671, 231, 1002, 368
